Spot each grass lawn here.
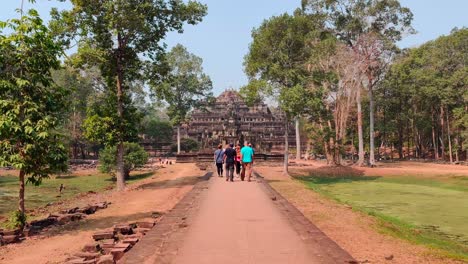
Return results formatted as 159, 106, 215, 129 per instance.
298, 172, 468, 260
0, 171, 154, 218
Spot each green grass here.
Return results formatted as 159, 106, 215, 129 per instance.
0, 171, 155, 218
297, 173, 468, 260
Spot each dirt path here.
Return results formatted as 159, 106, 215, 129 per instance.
169, 175, 352, 264
255, 165, 465, 264
0, 163, 203, 264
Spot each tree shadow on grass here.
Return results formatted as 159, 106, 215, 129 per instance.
138, 175, 204, 190
128, 172, 155, 182
55, 175, 79, 179
292, 166, 381, 185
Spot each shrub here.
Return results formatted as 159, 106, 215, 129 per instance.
99, 142, 149, 179
171, 138, 199, 153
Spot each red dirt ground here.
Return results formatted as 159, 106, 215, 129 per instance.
0, 163, 203, 264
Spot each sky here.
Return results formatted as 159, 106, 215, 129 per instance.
1, 0, 467, 96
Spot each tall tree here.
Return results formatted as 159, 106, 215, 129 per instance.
52, 65, 98, 159
244, 11, 323, 175
152, 44, 213, 154
52, 0, 207, 190
0, 9, 68, 226
303, 0, 414, 166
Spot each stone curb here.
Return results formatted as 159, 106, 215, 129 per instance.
119, 172, 213, 264
253, 171, 357, 264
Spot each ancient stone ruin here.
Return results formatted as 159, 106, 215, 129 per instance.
180, 90, 300, 153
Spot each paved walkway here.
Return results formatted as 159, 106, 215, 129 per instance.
173, 176, 345, 264
122, 172, 354, 264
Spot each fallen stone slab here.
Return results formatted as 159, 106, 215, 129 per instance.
82, 243, 101, 253
29, 217, 57, 228
95, 202, 110, 209
113, 242, 131, 250
113, 224, 133, 235
23, 226, 41, 237
61, 207, 80, 214
110, 248, 126, 262
136, 221, 155, 229
57, 214, 74, 225
93, 231, 116, 241
74, 252, 101, 260
2, 235, 20, 244
71, 213, 87, 221
122, 238, 139, 246
66, 258, 97, 264
132, 228, 150, 235
1, 229, 21, 236
123, 234, 142, 239
97, 254, 115, 264
78, 206, 98, 215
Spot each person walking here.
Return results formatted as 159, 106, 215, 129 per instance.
223, 143, 236, 182
235, 143, 242, 178
240, 141, 254, 182
214, 144, 224, 177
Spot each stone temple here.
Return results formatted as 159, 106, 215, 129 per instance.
179, 90, 298, 153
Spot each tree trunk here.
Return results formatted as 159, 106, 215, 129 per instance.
368, 85, 375, 166
124, 169, 131, 180
406, 119, 410, 159
295, 117, 301, 161
177, 125, 181, 154
440, 106, 445, 160
446, 108, 453, 163
432, 111, 439, 160
283, 116, 289, 176
19, 170, 25, 215
356, 88, 365, 166
115, 33, 126, 191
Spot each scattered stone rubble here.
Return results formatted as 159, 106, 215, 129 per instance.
0, 202, 110, 246
65, 216, 160, 264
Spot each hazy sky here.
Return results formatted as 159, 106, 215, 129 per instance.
2, 0, 467, 95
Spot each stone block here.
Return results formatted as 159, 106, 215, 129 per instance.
23, 226, 40, 237
2, 235, 20, 244
133, 228, 150, 235
113, 242, 131, 251
97, 255, 115, 264
136, 221, 155, 229
2, 229, 21, 236
93, 231, 116, 241
122, 238, 139, 246
113, 224, 132, 235
78, 206, 98, 215
61, 207, 79, 214
95, 202, 110, 209
110, 248, 126, 261
74, 252, 101, 260
82, 243, 101, 253
30, 217, 57, 228
71, 213, 86, 221
66, 258, 97, 264
57, 214, 74, 225
123, 234, 141, 239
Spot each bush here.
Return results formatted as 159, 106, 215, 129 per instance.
99, 142, 149, 179
171, 138, 200, 153
7, 210, 27, 229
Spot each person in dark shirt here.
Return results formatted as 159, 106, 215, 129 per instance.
214, 144, 224, 177
223, 143, 237, 182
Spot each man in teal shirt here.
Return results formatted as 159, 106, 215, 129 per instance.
240, 142, 254, 182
